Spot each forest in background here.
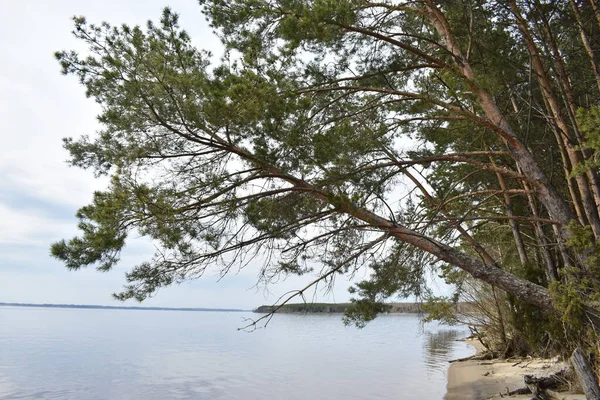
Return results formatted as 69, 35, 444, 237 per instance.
254, 302, 477, 314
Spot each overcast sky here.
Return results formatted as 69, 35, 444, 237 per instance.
0, 0, 371, 309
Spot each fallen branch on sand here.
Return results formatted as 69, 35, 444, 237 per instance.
448, 351, 497, 363
497, 370, 566, 399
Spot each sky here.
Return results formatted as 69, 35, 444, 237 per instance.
0, 0, 371, 309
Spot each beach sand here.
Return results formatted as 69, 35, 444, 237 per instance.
445, 338, 586, 400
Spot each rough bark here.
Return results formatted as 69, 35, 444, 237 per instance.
351, 205, 556, 312
571, 347, 600, 400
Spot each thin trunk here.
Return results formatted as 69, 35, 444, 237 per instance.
535, 2, 600, 231
422, 1, 578, 244
536, 6, 588, 154
571, 0, 600, 95
491, 286, 508, 347
491, 156, 529, 266
553, 224, 572, 271
531, 208, 559, 283
509, 0, 600, 239
589, 0, 600, 32
518, 165, 559, 282
542, 93, 587, 226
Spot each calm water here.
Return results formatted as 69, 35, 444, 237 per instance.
0, 307, 473, 399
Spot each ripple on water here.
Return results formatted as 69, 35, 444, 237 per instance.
0, 307, 472, 400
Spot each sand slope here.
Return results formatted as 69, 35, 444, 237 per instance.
445, 339, 586, 400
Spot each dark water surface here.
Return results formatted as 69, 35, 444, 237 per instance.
0, 306, 473, 399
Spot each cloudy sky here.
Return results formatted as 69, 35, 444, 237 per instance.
0, 0, 374, 309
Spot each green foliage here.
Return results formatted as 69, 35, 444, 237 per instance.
542, 223, 600, 335
52, 5, 407, 301
51, 0, 600, 356
343, 299, 393, 328
573, 106, 600, 176
50, 182, 128, 272
421, 297, 460, 326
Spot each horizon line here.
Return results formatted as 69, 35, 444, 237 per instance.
0, 302, 250, 312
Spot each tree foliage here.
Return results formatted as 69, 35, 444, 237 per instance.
52, 0, 600, 351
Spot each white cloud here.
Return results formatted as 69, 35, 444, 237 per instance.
0, 0, 360, 308
0, 203, 74, 245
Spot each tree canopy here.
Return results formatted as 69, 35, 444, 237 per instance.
52, 0, 600, 342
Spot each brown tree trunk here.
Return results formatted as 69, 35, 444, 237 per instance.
509, 0, 600, 239
491, 286, 508, 347
535, 1, 600, 170
588, 0, 600, 32
422, 0, 579, 248
543, 96, 587, 227
571, 0, 600, 95
552, 223, 573, 270
492, 157, 529, 266
520, 172, 559, 282
540, 0, 600, 207
353, 204, 557, 312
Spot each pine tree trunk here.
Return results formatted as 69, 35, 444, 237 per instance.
544, 97, 587, 227
509, 0, 600, 239
588, 0, 600, 32
422, 0, 578, 243
571, 0, 600, 95
550, 2, 600, 210
520, 175, 559, 282
491, 286, 508, 347
535, 2, 600, 206
492, 158, 529, 266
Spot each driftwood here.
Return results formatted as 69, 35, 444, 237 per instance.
571, 347, 600, 400
448, 351, 497, 363
449, 355, 475, 363
503, 370, 566, 399
506, 386, 531, 396
525, 374, 553, 400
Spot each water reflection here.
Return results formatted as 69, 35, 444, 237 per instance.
423, 329, 463, 372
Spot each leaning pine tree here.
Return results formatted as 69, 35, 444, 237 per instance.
53, 0, 600, 355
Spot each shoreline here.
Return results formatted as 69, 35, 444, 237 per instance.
445, 338, 585, 400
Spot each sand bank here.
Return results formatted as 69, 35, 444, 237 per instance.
445, 338, 586, 400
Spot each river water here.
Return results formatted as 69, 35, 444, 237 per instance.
0, 306, 473, 399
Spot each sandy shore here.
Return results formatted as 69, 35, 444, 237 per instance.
445, 338, 586, 400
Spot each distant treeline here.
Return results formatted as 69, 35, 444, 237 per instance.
0, 302, 247, 313
254, 302, 421, 314
254, 302, 478, 314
